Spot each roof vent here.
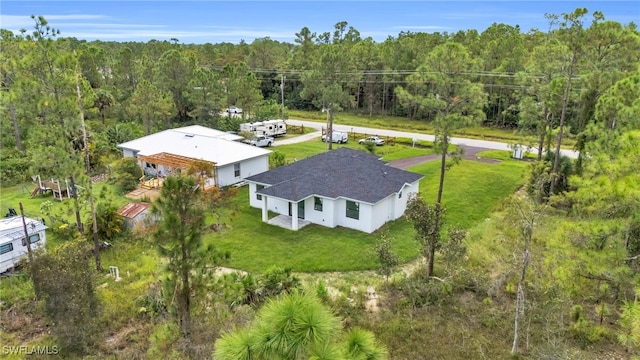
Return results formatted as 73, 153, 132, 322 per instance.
185, 134, 195, 138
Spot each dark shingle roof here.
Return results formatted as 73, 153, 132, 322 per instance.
245, 148, 423, 204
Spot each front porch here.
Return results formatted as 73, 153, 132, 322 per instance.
267, 214, 311, 231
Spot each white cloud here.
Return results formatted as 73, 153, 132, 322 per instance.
0, 14, 109, 28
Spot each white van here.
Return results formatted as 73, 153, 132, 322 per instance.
321, 131, 348, 144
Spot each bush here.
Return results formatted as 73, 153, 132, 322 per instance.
527, 150, 573, 201
362, 141, 376, 154
28, 241, 101, 355
110, 157, 140, 193
397, 273, 452, 308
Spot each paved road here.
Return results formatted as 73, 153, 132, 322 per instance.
282, 119, 579, 159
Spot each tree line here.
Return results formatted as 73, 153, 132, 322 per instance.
1, 9, 638, 185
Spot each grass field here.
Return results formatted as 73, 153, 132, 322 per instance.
208, 151, 530, 273
272, 137, 435, 164
0, 141, 529, 274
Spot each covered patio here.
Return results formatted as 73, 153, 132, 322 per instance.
267, 214, 311, 231
137, 152, 217, 190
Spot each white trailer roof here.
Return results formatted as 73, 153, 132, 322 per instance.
0, 216, 47, 241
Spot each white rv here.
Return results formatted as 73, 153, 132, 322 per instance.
0, 215, 48, 273
239, 119, 287, 137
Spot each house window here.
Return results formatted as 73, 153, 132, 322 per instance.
234, 163, 241, 177
256, 184, 265, 201
346, 200, 359, 220
22, 234, 40, 246
314, 197, 323, 211
0, 243, 13, 255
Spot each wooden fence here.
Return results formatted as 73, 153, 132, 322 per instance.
287, 124, 306, 134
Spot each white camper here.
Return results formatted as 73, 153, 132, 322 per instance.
239, 119, 287, 137
0, 215, 48, 273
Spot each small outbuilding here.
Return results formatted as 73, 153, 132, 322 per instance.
116, 202, 154, 233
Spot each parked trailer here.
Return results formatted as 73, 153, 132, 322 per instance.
239, 119, 287, 137
0, 216, 47, 273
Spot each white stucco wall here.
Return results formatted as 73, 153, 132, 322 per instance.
248, 180, 420, 234
122, 148, 136, 158
394, 181, 419, 219
334, 198, 375, 233
217, 155, 269, 186
302, 196, 336, 228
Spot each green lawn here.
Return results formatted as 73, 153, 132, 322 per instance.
273, 138, 434, 164
411, 157, 529, 229
207, 187, 419, 273
207, 154, 529, 273
0, 145, 529, 275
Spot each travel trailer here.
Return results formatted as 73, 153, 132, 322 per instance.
0, 215, 47, 273
239, 119, 287, 137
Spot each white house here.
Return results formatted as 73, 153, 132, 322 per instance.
0, 216, 48, 273
117, 125, 271, 187
245, 148, 423, 233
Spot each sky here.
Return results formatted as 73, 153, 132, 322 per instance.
1, 1, 638, 44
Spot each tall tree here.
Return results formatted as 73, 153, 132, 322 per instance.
548, 8, 588, 195
301, 39, 359, 149
152, 175, 224, 337
573, 13, 640, 173
516, 42, 567, 160
0, 30, 26, 152
155, 49, 197, 122
127, 79, 175, 134
187, 66, 223, 125
74, 62, 102, 271
396, 41, 486, 206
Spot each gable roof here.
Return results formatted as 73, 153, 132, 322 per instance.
246, 148, 423, 204
117, 125, 271, 167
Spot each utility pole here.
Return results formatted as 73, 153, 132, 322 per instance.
280, 74, 285, 119
19, 203, 33, 262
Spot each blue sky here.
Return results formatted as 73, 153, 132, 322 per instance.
1, 1, 638, 44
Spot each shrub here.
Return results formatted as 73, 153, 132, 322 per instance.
110, 157, 140, 193
362, 141, 376, 154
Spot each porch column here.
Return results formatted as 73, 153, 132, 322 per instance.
261, 196, 268, 222
291, 202, 299, 231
